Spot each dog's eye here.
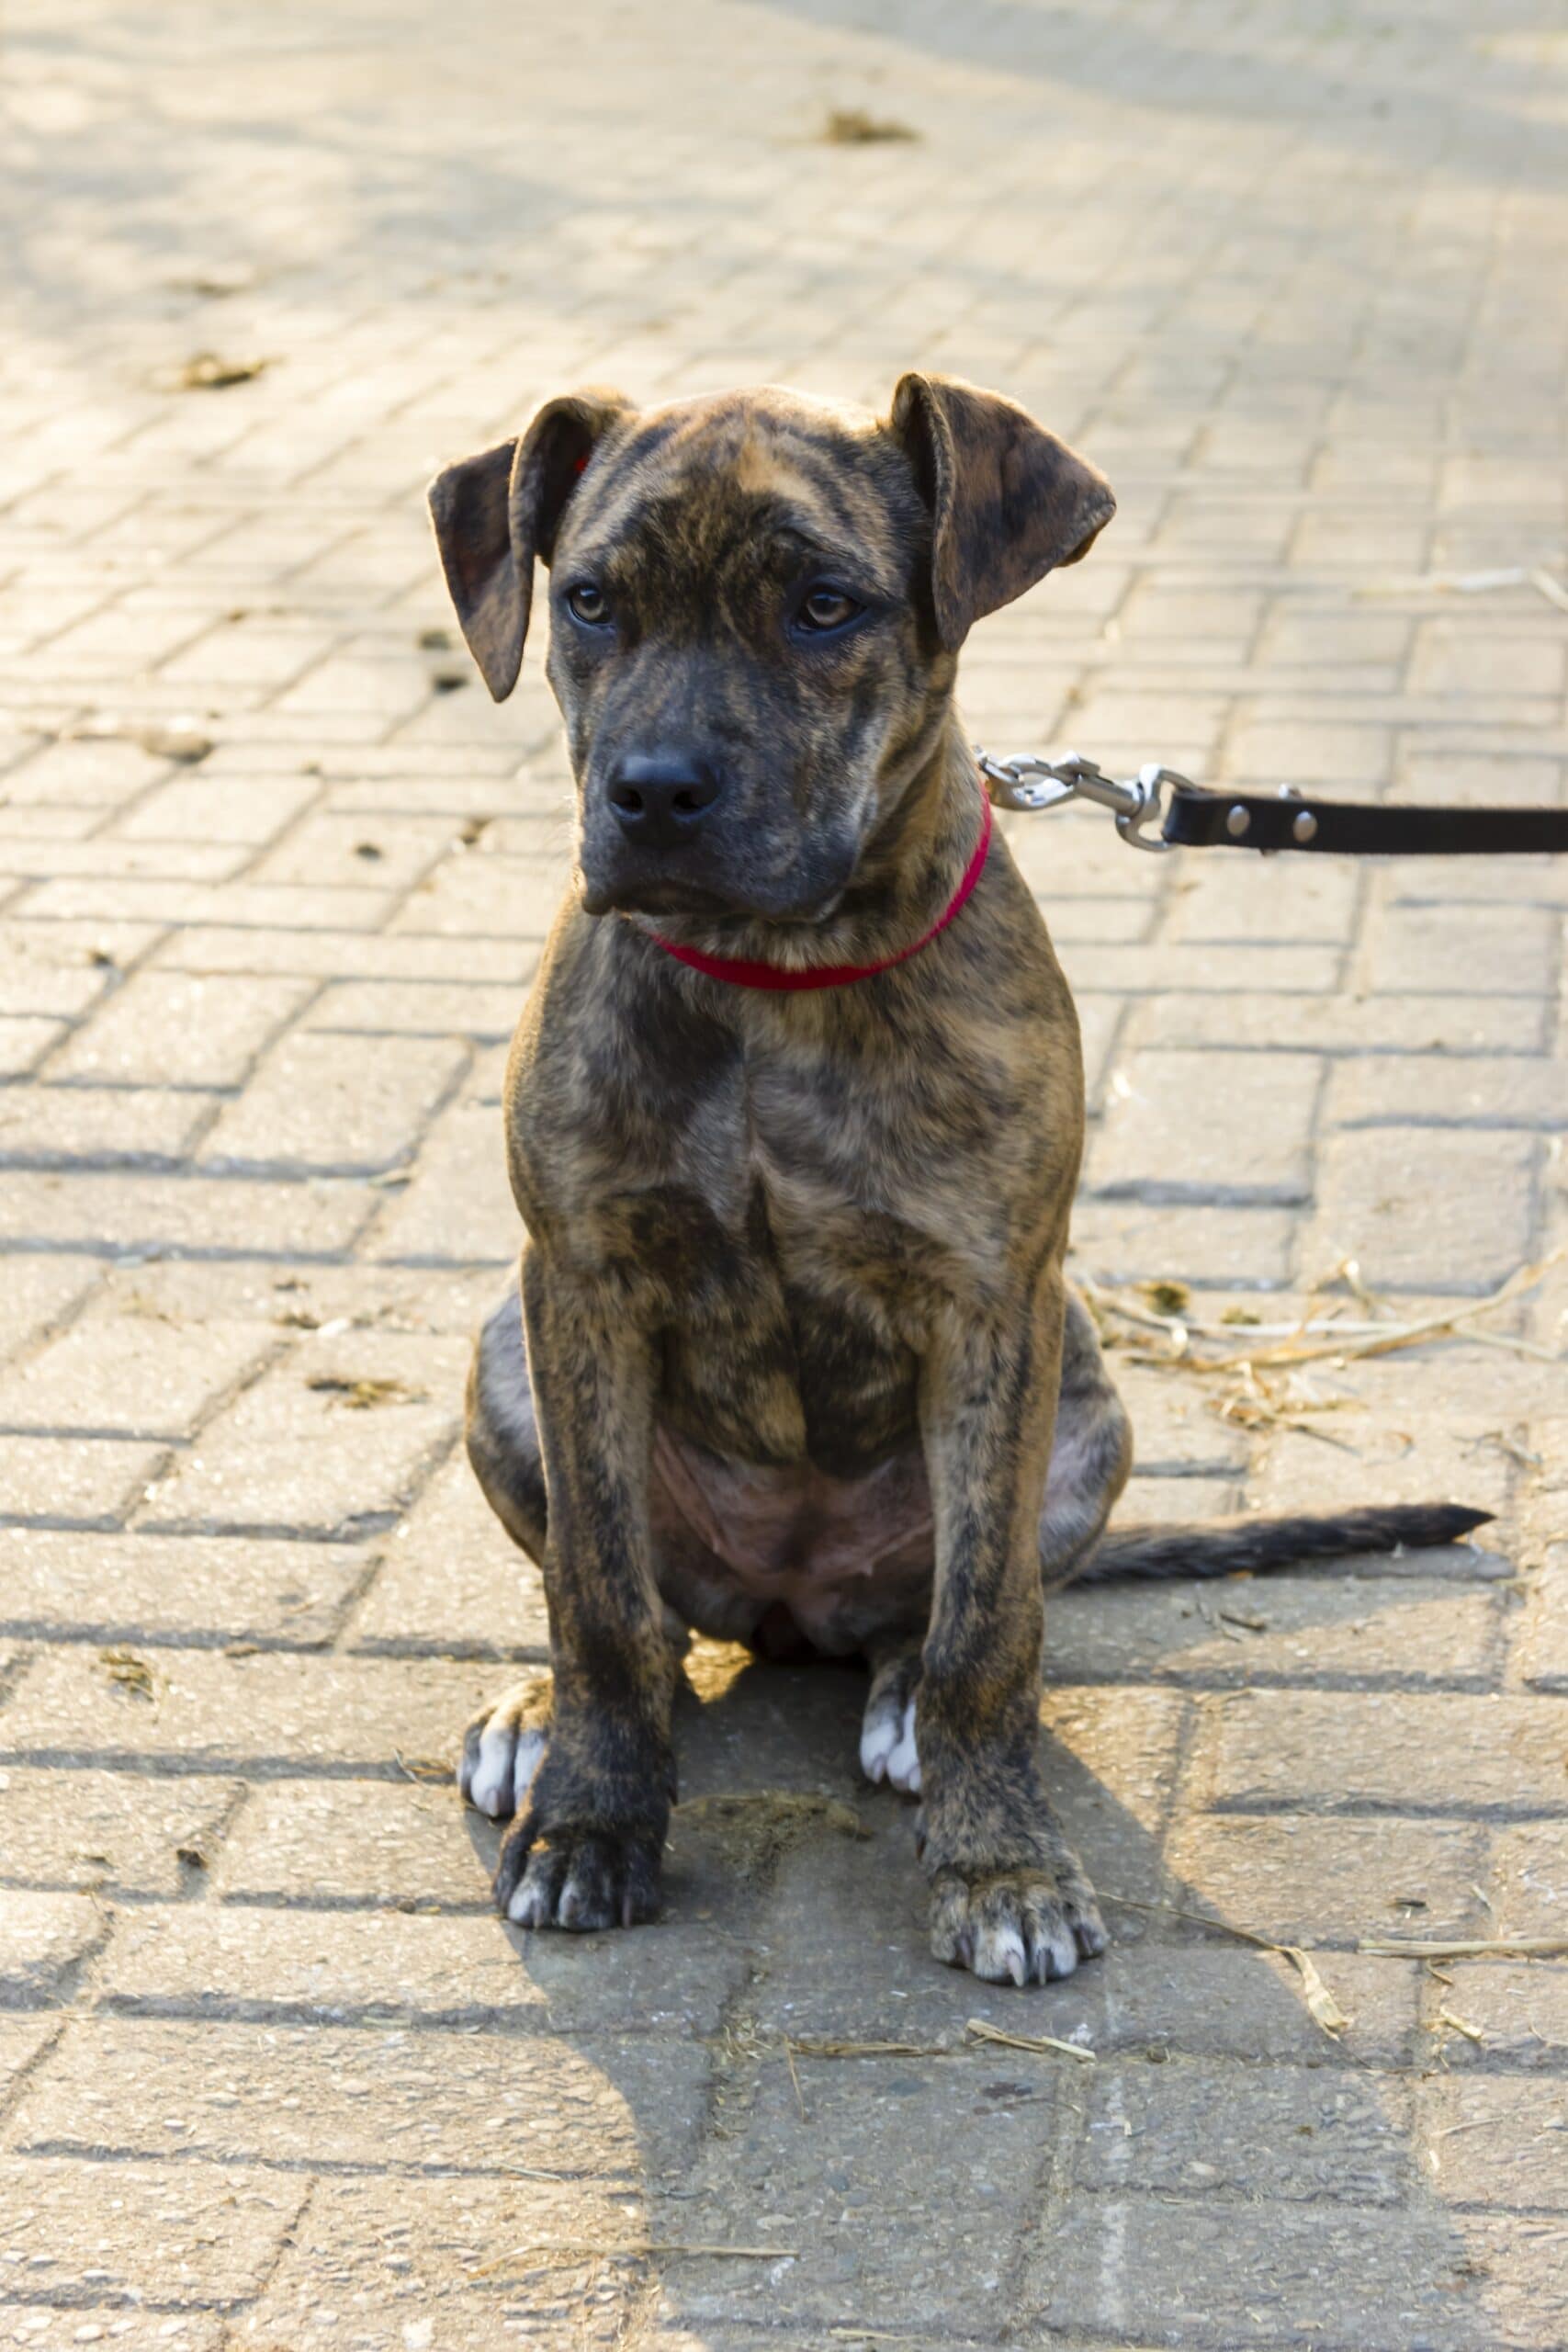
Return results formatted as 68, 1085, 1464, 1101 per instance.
796, 586, 863, 635
566, 583, 611, 627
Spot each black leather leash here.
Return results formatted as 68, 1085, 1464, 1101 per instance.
1160, 781, 1568, 856
976, 749, 1568, 856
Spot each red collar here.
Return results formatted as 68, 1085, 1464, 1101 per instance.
647, 790, 993, 991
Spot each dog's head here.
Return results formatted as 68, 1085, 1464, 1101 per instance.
429, 378, 1112, 922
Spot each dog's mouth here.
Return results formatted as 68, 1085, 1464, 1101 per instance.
579, 854, 857, 928
579, 874, 759, 922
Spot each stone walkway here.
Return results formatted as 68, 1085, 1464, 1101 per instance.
2, 1, 1566, 2345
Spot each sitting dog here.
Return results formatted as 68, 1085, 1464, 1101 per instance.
428, 376, 1485, 1984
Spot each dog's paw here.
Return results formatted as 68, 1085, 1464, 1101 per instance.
496, 1822, 662, 1932
929, 1863, 1108, 1985
860, 1687, 921, 1794
457, 1676, 552, 1820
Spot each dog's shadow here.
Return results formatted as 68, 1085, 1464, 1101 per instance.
461, 1608, 1505, 2347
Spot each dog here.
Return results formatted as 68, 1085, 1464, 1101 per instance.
427, 376, 1487, 1985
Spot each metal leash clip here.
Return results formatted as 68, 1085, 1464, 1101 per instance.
975, 746, 1182, 853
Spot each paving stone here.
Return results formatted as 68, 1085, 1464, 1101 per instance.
1101, 1472, 1240, 1532
388, 854, 569, 941
656, 2053, 1066, 2336
303, 978, 524, 1042
115, 770, 320, 845
0, 1260, 101, 1366
348, 1452, 550, 1657
96, 1906, 552, 2027
1111, 1361, 1248, 1476
1046, 1575, 1502, 1690
1359, 902, 1559, 998
1058, 940, 1343, 1000
5, 741, 169, 810
209, 1781, 478, 1911
0, 2016, 57, 2106
1516, 1552, 1568, 1693
18, 878, 406, 934
1427, 1963, 1568, 2071
1197, 1690, 1568, 1816
137, 1333, 465, 1538
151, 927, 542, 986
12, 2018, 706, 2178
0, 1170, 372, 1261
0, 1312, 273, 1437
96, 1257, 500, 1342
1419, 2076, 1568, 2211
0, 1018, 64, 1080
1133, 990, 1552, 1056
198, 1033, 468, 1175
0, 922, 161, 1023
1076, 2058, 1415, 2202
1022, 2192, 1498, 2348
0, 1649, 497, 1777
47, 972, 314, 1087
0, 1769, 242, 1896
367, 1102, 521, 1266
0, 2311, 224, 2351
0, 2155, 306, 2307
1164, 852, 1361, 945
101, 1900, 744, 2038
0, 841, 248, 888
0, 1529, 364, 1646
1327, 1054, 1568, 1132
245, 813, 458, 896
0, 1894, 104, 2006
240, 2171, 643, 2351
1490, 1822, 1568, 1937
1068, 1198, 1299, 1287
0, 1435, 165, 1527
1165, 1814, 1492, 1946
0, 1087, 212, 1168
1088, 1046, 1322, 1206
1309, 1127, 1537, 1294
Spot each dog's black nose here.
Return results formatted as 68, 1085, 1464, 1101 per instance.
605, 756, 723, 849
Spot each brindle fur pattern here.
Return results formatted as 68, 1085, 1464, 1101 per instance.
432, 376, 1486, 1984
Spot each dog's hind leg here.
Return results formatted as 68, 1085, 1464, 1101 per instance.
458, 1284, 555, 1818
1038, 1287, 1134, 1585
466, 1282, 548, 1565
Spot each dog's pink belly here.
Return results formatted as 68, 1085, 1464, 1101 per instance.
650, 1424, 933, 1654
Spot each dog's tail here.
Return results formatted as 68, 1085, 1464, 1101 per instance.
1064, 1501, 1493, 1586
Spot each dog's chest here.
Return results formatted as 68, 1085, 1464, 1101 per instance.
658, 1148, 927, 1474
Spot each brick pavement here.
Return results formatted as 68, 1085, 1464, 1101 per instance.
1, 1, 1566, 2345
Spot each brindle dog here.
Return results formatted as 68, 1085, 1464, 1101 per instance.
428, 377, 1486, 1985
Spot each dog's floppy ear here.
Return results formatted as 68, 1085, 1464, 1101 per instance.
427, 389, 635, 701
889, 372, 1114, 651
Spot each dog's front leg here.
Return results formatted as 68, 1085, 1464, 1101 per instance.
492, 1245, 677, 1932
916, 1267, 1108, 1985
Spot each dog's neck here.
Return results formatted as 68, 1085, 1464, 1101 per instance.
630, 716, 987, 983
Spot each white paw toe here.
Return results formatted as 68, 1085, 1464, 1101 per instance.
859, 1698, 901, 1784
468, 1723, 517, 1818
510, 1728, 546, 1812
974, 1920, 1032, 1986
1042, 1923, 1080, 1979
886, 1698, 921, 1795
507, 1877, 548, 1928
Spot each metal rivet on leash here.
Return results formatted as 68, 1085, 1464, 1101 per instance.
1292, 808, 1318, 843
1225, 804, 1250, 839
